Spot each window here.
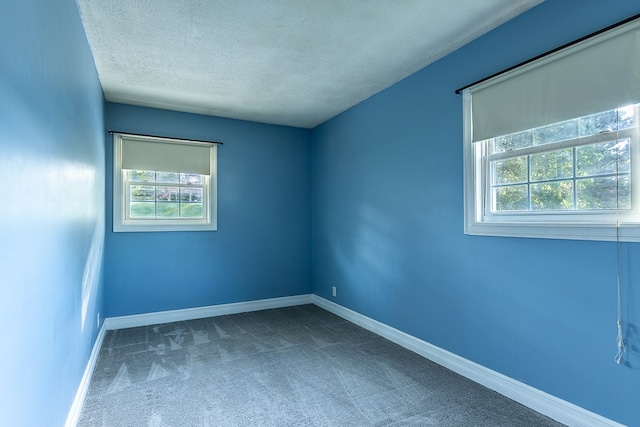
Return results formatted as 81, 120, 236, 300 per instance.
487, 106, 637, 214
113, 133, 217, 232
463, 17, 640, 241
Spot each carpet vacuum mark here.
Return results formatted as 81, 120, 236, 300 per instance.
78, 305, 564, 426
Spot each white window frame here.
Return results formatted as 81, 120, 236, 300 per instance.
113, 133, 218, 232
464, 98, 640, 242
463, 16, 640, 242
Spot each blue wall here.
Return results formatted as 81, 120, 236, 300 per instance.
104, 103, 311, 317
0, 0, 105, 426
311, 1, 640, 425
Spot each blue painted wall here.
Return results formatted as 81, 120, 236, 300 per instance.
311, 1, 640, 425
104, 103, 311, 317
0, 0, 105, 425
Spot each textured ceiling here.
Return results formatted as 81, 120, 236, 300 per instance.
76, 0, 543, 128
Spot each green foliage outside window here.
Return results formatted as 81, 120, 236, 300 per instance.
489, 106, 635, 213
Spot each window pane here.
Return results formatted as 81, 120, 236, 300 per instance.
493, 156, 527, 185
531, 181, 573, 210
491, 130, 532, 153
130, 202, 155, 218
156, 202, 179, 218
181, 203, 203, 218
533, 119, 578, 145
130, 170, 154, 182
180, 187, 203, 202
576, 139, 630, 177
156, 186, 179, 202
156, 172, 179, 183
530, 149, 573, 182
578, 109, 618, 136
494, 185, 528, 211
181, 173, 203, 184
130, 185, 155, 201
618, 105, 635, 130
577, 176, 630, 210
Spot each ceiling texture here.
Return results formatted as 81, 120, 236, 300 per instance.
76, 0, 543, 128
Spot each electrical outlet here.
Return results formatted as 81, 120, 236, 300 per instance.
332, 286, 337, 297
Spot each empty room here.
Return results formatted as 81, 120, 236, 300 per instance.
2, 0, 640, 426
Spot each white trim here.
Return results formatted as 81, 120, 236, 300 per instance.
311, 296, 625, 427
104, 294, 313, 330
65, 323, 107, 427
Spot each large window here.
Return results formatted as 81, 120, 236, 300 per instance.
113, 133, 217, 232
463, 17, 640, 241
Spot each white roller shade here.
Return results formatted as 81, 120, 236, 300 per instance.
470, 18, 640, 142
120, 135, 211, 175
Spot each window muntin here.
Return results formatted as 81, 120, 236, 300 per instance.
483, 105, 636, 216
113, 133, 217, 232
127, 171, 205, 219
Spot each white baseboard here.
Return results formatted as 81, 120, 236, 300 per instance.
104, 294, 313, 330
65, 323, 107, 427
312, 295, 624, 427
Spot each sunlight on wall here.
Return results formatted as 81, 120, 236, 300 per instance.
81, 217, 104, 332
3, 156, 98, 222
334, 205, 402, 306
1, 144, 103, 332
1, 141, 103, 332
50, 163, 99, 221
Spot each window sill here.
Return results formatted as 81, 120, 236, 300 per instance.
113, 220, 217, 233
464, 220, 640, 242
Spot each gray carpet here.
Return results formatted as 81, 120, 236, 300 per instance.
78, 305, 564, 426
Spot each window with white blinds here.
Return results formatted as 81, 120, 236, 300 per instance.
113, 133, 218, 232
463, 17, 640, 241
